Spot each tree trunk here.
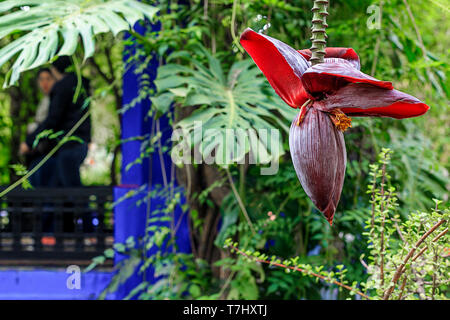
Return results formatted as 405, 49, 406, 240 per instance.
174, 104, 231, 278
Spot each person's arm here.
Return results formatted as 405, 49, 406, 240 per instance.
26, 83, 69, 148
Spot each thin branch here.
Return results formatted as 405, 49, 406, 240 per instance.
412, 246, 428, 262
432, 228, 448, 242
203, 0, 208, 20
370, 178, 376, 229
156, 119, 169, 188
393, 218, 406, 243
370, 1, 383, 76
402, 0, 443, 95
379, 160, 388, 286
228, 243, 371, 300
104, 45, 116, 82
383, 219, 447, 300
89, 57, 113, 84
424, 279, 450, 286
225, 168, 256, 235
398, 275, 408, 300
230, 0, 244, 53
402, 0, 426, 59
360, 257, 369, 270
71, 54, 83, 104
411, 227, 447, 262
218, 270, 236, 299
431, 250, 439, 300
430, 0, 450, 12
0, 109, 91, 198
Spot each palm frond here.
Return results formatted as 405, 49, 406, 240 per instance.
153, 46, 296, 167
0, 0, 158, 87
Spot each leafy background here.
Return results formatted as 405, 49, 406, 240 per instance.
0, 0, 448, 299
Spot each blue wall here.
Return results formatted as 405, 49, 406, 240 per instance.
0, 19, 190, 300
112, 19, 190, 299
0, 269, 114, 300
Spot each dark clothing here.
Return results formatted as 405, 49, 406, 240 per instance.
26, 72, 92, 233
28, 144, 87, 187
26, 73, 91, 188
25, 138, 56, 169
32, 143, 89, 232
29, 155, 59, 187
54, 143, 88, 187
26, 73, 91, 148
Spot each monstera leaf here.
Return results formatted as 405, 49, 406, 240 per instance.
153, 46, 296, 168
0, 0, 158, 86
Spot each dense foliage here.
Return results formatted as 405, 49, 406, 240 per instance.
0, 0, 448, 299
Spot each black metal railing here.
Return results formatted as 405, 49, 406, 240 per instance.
0, 187, 114, 266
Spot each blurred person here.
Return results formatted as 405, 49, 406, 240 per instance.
20, 68, 57, 187
22, 57, 93, 234
27, 68, 55, 133
19, 68, 57, 235
23, 56, 92, 187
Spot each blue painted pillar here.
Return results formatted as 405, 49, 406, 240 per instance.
113, 20, 190, 299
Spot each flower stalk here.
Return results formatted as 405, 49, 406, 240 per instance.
239, 26, 430, 225
310, 0, 329, 65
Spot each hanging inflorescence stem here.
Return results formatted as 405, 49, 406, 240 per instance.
310, 0, 329, 65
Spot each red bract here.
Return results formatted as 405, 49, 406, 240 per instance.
240, 28, 430, 225
239, 28, 309, 108
289, 108, 346, 225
